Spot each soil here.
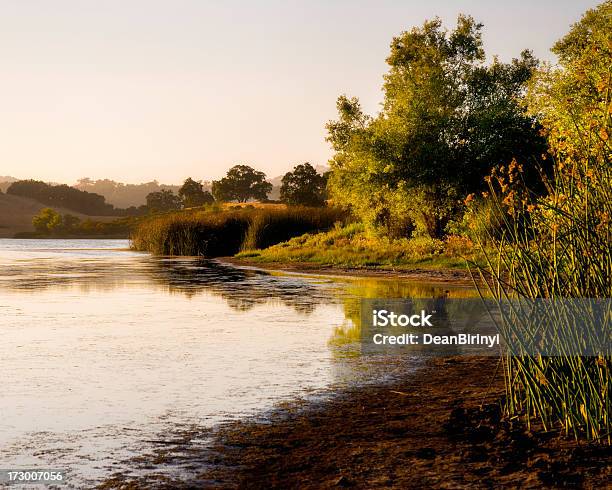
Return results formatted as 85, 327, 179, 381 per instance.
98, 357, 611, 489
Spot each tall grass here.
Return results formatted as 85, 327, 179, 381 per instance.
474, 148, 611, 441
130, 207, 345, 256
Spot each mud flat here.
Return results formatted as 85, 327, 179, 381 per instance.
99, 357, 611, 489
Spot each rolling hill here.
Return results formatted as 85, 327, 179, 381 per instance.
0, 193, 115, 238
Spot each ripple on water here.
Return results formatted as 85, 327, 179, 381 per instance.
0, 239, 475, 487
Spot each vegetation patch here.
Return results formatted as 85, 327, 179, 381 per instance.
130, 206, 345, 256
236, 223, 481, 270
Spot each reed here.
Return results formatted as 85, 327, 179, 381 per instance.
474, 140, 611, 442
130, 207, 345, 256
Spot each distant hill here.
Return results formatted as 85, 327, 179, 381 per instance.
0, 176, 19, 193
6, 180, 124, 216
0, 193, 115, 238
74, 178, 184, 208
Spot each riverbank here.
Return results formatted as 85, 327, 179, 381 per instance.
98, 357, 610, 489
222, 256, 477, 284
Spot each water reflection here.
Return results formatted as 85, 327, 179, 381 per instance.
146, 258, 334, 314
0, 242, 336, 314
329, 277, 481, 353
0, 239, 479, 487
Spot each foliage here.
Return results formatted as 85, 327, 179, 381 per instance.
32, 208, 63, 232
326, 15, 546, 238
212, 165, 272, 203
178, 177, 215, 208
446, 192, 507, 245
238, 223, 480, 269
476, 1, 611, 442
130, 207, 344, 256
280, 163, 327, 206
145, 189, 182, 212
28, 207, 140, 237
61, 214, 81, 231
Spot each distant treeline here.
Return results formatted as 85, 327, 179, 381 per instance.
6, 180, 143, 216
4, 163, 329, 217
74, 178, 182, 208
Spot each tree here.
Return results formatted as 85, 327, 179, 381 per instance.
62, 214, 81, 231
280, 163, 327, 206
527, 0, 612, 158
32, 208, 62, 233
211, 165, 272, 202
145, 189, 182, 212
178, 177, 214, 208
326, 15, 546, 237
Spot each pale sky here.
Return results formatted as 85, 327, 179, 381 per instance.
0, 0, 600, 184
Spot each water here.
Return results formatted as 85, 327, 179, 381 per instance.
0, 239, 475, 487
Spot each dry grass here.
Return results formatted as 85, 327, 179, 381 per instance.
130, 206, 345, 256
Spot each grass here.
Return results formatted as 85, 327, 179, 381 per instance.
130, 206, 345, 256
476, 153, 611, 442
236, 222, 481, 269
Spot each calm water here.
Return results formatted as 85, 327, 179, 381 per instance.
0, 239, 475, 487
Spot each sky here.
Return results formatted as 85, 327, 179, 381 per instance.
0, 0, 601, 185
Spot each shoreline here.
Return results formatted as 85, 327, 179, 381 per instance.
99, 357, 610, 489
221, 257, 478, 285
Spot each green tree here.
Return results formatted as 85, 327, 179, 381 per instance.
145, 189, 182, 212
528, 0, 612, 157
212, 165, 272, 202
62, 214, 81, 231
326, 15, 546, 238
32, 208, 62, 233
178, 177, 214, 208
280, 163, 327, 206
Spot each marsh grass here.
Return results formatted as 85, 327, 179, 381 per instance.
474, 152, 611, 442
130, 206, 344, 256
237, 222, 481, 269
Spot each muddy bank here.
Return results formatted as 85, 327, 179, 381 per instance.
99, 357, 610, 489
221, 257, 476, 285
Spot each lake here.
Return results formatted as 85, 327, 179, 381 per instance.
0, 239, 476, 487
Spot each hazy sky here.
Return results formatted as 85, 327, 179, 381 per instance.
0, 0, 600, 184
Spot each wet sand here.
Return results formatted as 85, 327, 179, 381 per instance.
99, 357, 611, 489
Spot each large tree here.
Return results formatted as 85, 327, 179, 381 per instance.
178, 177, 214, 208
145, 189, 182, 212
326, 15, 546, 238
211, 165, 272, 202
280, 163, 327, 206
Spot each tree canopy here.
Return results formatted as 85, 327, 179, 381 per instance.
280, 163, 327, 206
212, 165, 272, 202
178, 177, 215, 207
326, 15, 546, 237
145, 189, 182, 212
